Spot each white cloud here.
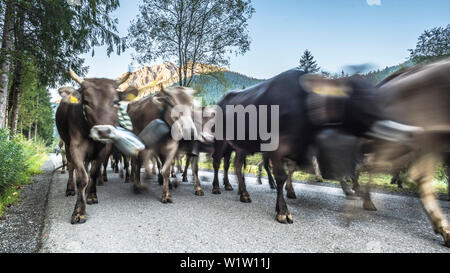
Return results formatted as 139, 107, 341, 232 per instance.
366, 0, 381, 6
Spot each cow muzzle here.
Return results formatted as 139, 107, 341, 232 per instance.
90, 125, 115, 143
366, 120, 424, 142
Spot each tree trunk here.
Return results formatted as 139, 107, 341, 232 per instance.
0, 1, 15, 129
34, 120, 37, 141
9, 5, 25, 135
28, 123, 31, 140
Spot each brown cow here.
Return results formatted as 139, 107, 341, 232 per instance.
363, 60, 450, 246
56, 70, 134, 224
124, 86, 201, 203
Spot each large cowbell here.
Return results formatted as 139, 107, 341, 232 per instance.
138, 119, 171, 150
315, 129, 358, 180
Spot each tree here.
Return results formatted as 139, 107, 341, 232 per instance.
0, 1, 15, 128
298, 49, 320, 74
128, 0, 255, 87
0, 0, 125, 135
409, 25, 450, 64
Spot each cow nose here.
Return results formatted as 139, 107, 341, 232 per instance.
90, 125, 116, 143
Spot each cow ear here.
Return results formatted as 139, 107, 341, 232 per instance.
58, 86, 76, 98
183, 87, 200, 97
152, 96, 166, 110
300, 75, 351, 97
118, 86, 139, 102
60, 89, 81, 104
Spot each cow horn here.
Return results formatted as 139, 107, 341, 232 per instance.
116, 72, 131, 85
367, 120, 424, 142
69, 69, 84, 85
160, 84, 171, 97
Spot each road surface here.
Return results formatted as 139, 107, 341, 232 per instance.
40, 154, 450, 253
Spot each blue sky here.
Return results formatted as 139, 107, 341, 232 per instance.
81, 0, 450, 80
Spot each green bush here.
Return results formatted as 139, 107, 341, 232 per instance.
0, 129, 48, 195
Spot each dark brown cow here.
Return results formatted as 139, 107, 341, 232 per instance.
360, 60, 450, 246
56, 70, 134, 224
213, 68, 410, 224
125, 86, 200, 203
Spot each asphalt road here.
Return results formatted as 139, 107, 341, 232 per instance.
40, 154, 450, 253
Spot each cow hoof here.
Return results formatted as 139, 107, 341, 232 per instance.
182, 177, 188, 183
363, 200, 378, 211
224, 184, 234, 191
71, 214, 87, 225
314, 177, 324, 183
212, 188, 221, 195
441, 227, 450, 247
240, 195, 252, 203
133, 184, 145, 194
103, 176, 108, 182
61, 170, 66, 174
65, 189, 75, 197
269, 183, 276, 190
286, 191, 297, 199
195, 189, 205, 196
161, 195, 173, 204
173, 181, 179, 189
276, 213, 294, 224
87, 196, 98, 205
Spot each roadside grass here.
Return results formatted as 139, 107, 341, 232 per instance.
0, 130, 48, 218
198, 153, 448, 195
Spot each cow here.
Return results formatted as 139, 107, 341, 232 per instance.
212, 68, 410, 224
357, 60, 450, 246
56, 70, 136, 224
180, 106, 236, 196
120, 86, 201, 203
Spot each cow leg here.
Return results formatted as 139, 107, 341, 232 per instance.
264, 153, 276, 189
351, 167, 362, 196
66, 161, 76, 196
257, 160, 263, 184
69, 145, 89, 224
87, 159, 101, 205
270, 153, 293, 224
212, 155, 222, 195
61, 152, 67, 174
170, 160, 176, 178
312, 156, 323, 182
177, 155, 183, 173
339, 179, 357, 200
223, 149, 234, 191
151, 157, 157, 175
171, 158, 179, 189
102, 159, 108, 182
132, 155, 145, 194
160, 141, 179, 204
182, 155, 192, 182
409, 153, 450, 247
360, 173, 377, 211
123, 155, 130, 183
285, 160, 297, 199
191, 156, 204, 196
235, 150, 251, 203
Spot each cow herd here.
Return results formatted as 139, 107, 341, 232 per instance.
55, 60, 450, 247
